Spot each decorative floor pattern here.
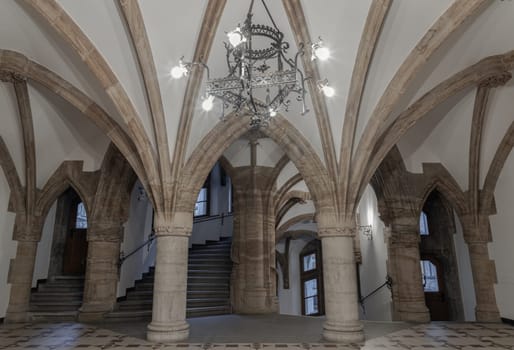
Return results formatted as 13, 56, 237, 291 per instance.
0, 322, 513, 349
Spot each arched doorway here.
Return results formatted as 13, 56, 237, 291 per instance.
419, 190, 464, 321
48, 188, 89, 277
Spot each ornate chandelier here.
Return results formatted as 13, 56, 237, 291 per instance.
171, 0, 333, 128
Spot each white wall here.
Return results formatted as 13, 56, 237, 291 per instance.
453, 212, 476, 321
277, 237, 314, 316
32, 201, 57, 287
489, 150, 514, 320
357, 185, 392, 321
117, 182, 155, 298
0, 172, 17, 319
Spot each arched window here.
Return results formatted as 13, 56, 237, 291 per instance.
75, 202, 88, 229
419, 211, 429, 236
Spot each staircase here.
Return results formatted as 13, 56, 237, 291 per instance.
29, 275, 84, 322
106, 237, 233, 321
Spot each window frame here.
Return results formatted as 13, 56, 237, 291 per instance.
299, 240, 324, 316
194, 176, 210, 217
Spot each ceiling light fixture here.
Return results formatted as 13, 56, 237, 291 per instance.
171, 0, 333, 128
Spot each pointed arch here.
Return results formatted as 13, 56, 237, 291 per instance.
177, 114, 335, 215
0, 49, 151, 206
36, 161, 99, 220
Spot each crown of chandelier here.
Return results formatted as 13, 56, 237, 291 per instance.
171, 0, 333, 128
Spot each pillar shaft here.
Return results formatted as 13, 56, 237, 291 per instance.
5, 240, 38, 322
467, 241, 500, 321
461, 215, 500, 322
388, 219, 430, 322
147, 213, 191, 343
79, 226, 122, 321
319, 225, 364, 343
231, 166, 276, 314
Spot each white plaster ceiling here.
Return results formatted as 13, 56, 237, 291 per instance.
0, 0, 514, 204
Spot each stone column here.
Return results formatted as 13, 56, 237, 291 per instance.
5, 214, 44, 323
147, 213, 191, 343
461, 215, 500, 322
78, 224, 122, 322
231, 164, 277, 314
319, 225, 364, 343
387, 216, 430, 322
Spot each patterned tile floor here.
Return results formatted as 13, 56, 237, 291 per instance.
0, 322, 513, 349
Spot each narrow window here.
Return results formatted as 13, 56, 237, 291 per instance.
419, 211, 430, 236
300, 240, 324, 316
420, 260, 439, 292
194, 178, 209, 217
75, 202, 88, 229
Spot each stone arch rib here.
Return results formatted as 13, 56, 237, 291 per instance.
350, 0, 492, 211
36, 161, 98, 220
482, 120, 514, 212
23, 0, 160, 211
177, 114, 335, 216
355, 51, 514, 207
339, 0, 392, 213
0, 49, 151, 206
118, 0, 172, 213
282, 0, 337, 181
0, 137, 24, 212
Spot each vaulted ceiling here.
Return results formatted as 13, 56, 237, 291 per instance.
1, 0, 514, 221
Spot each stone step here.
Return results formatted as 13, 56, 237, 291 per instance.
125, 290, 230, 301
30, 311, 78, 322
38, 284, 84, 292
52, 275, 85, 281
117, 298, 229, 311
30, 300, 82, 312
105, 305, 231, 322
187, 270, 231, 278
30, 292, 83, 302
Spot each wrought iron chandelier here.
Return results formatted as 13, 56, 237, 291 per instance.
171, 0, 333, 128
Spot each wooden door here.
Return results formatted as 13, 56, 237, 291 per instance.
62, 228, 88, 275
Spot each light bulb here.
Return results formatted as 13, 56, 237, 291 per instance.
171, 65, 186, 79
269, 108, 277, 117
202, 95, 214, 111
322, 85, 335, 97
227, 27, 246, 47
314, 46, 330, 61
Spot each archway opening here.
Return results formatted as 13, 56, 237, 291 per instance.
419, 190, 465, 321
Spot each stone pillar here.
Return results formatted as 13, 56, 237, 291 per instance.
231, 164, 277, 314
5, 214, 44, 323
318, 224, 364, 343
147, 213, 191, 343
461, 215, 500, 322
78, 224, 122, 322
387, 216, 430, 322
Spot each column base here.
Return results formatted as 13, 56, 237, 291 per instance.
323, 320, 364, 343
147, 320, 189, 343
4, 311, 30, 323
476, 307, 501, 322
238, 288, 276, 314
78, 304, 113, 322
397, 301, 430, 322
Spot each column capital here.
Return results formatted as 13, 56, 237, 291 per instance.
13, 213, 45, 242
87, 225, 123, 242
318, 226, 355, 238
153, 211, 193, 237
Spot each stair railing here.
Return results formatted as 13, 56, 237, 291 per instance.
193, 212, 233, 224
118, 231, 156, 268
359, 275, 393, 315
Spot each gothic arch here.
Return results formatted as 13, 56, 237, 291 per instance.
36, 161, 98, 220
176, 114, 335, 215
